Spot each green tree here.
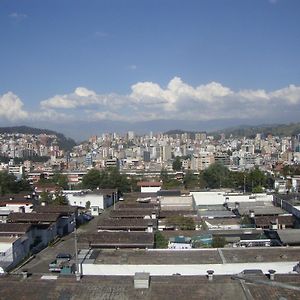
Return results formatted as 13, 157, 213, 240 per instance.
39, 191, 52, 204
166, 216, 195, 230
246, 167, 267, 192
172, 156, 182, 171
52, 173, 69, 190
0, 171, 32, 195
212, 236, 226, 248
183, 170, 198, 189
202, 163, 230, 189
160, 168, 169, 183
82, 169, 101, 189
52, 192, 68, 205
155, 232, 168, 248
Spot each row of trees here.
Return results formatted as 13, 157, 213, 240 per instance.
81, 167, 138, 192
161, 163, 274, 192
0, 171, 32, 195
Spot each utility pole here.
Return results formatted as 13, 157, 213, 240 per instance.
74, 214, 80, 281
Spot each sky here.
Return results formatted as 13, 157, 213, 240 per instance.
0, 0, 300, 140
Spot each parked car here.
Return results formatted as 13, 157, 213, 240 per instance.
56, 253, 72, 261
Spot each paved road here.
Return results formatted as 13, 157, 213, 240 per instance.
16, 215, 101, 274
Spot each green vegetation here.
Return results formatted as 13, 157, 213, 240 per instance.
172, 156, 182, 171
39, 191, 68, 205
183, 170, 198, 189
160, 168, 182, 189
81, 167, 134, 192
200, 163, 274, 192
212, 236, 226, 248
165, 216, 195, 230
154, 231, 168, 248
212, 122, 300, 139
37, 173, 69, 190
0, 171, 32, 195
0, 126, 76, 151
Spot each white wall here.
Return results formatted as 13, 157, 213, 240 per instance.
5, 204, 33, 213
66, 193, 105, 209
81, 261, 297, 276
141, 186, 161, 193
191, 191, 273, 206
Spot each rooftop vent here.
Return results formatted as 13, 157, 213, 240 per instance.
134, 272, 150, 289
207, 270, 214, 281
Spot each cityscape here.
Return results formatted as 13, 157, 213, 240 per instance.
1, 0, 300, 299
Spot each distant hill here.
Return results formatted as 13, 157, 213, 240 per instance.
212, 122, 300, 138
0, 126, 76, 151
164, 129, 207, 138
164, 123, 300, 139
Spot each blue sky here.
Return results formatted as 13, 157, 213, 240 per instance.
0, 0, 300, 139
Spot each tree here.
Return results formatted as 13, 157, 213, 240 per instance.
172, 156, 182, 171
0, 171, 32, 195
183, 170, 198, 189
52, 192, 68, 205
155, 232, 168, 249
52, 173, 69, 190
212, 236, 226, 248
246, 167, 267, 193
160, 168, 169, 183
82, 167, 131, 192
39, 191, 52, 204
82, 169, 101, 189
202, 163, 230, 189
166, 216, 195, 230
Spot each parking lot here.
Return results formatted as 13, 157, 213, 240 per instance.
14, 214, 101, 274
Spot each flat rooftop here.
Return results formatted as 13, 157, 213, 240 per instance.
91, 247, 300, 265
93, 249, 222, 265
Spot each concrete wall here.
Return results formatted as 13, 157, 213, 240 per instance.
191, 191, 273, 206
81, 261, 298, 276
67, 193, 105, 209
141, 186, 161, 193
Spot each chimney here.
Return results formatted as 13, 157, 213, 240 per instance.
269, 269, 276, 281
249, 210, 255, 218
207, 270, 214, 281
235, 202, 240, 209
22, 270, 28, 279
151, 212, 156, 219
147, 223, 153, 233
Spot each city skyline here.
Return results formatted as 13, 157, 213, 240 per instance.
1, 0, 300, 139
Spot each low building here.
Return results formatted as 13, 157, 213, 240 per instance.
7, 212, 60, 247
98, 218, 157, 232
64, 189, 117, 216
33, 205, 77, 235
109, 209, 158, 219
78, 232, 154, 249
137, 181, 162, 194
0, 235, 31, 272
79, 247, 300, 276
168, 236, 192, 250
254, 215, 295, 230
160, 196, 195, 211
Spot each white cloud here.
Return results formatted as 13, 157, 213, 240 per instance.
5, 77, 299, 125
129, 65, 137, 70
9, 12, 28, 21
0, 92, 28, 121
94, 31, 109, 38
38, 77, 300, 123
